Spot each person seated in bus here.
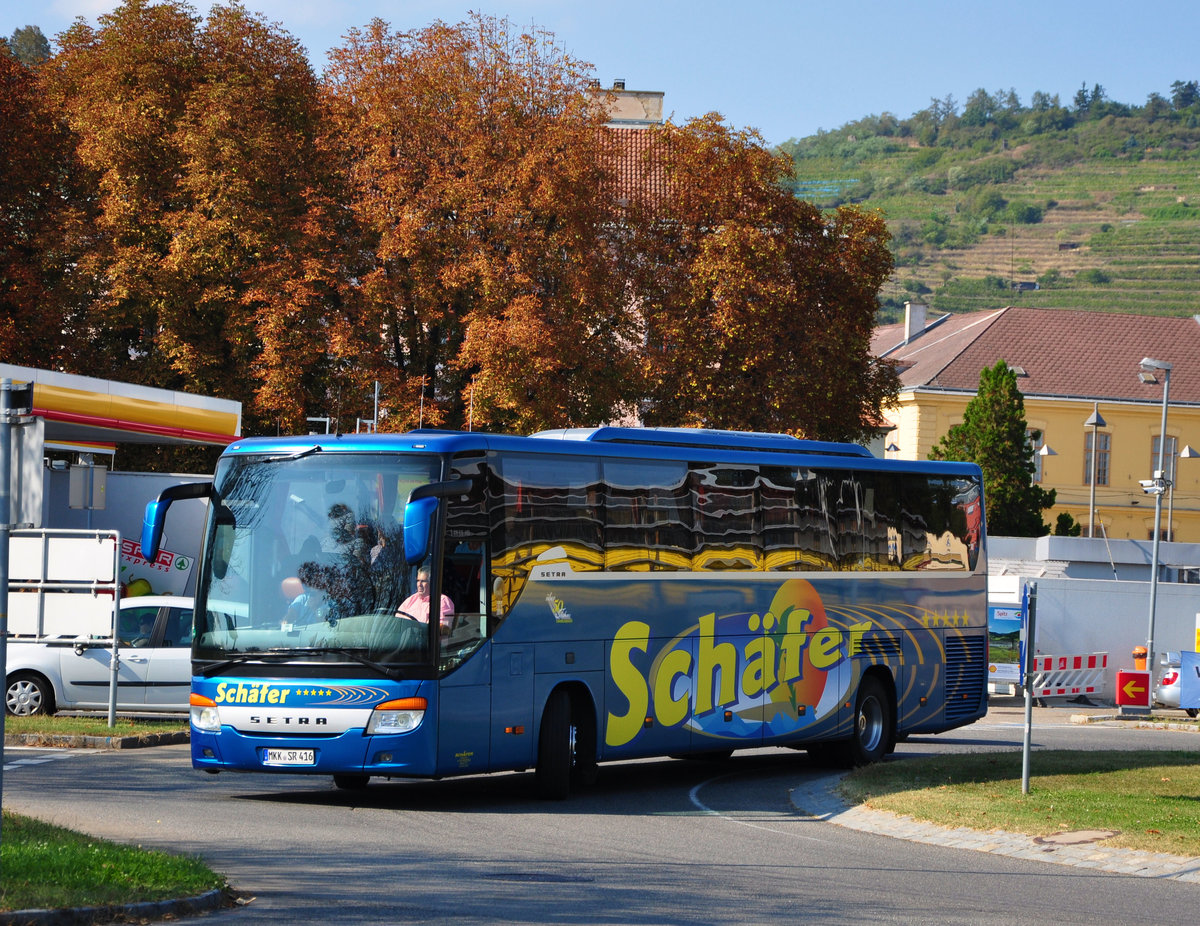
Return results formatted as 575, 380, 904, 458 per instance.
396, 566, 453, 627
281, 573, 321, 626
293, 505, 376, 620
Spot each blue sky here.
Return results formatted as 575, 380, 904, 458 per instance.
8, 1, 1200, 146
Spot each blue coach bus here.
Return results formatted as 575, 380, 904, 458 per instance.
142, 427, 988, 798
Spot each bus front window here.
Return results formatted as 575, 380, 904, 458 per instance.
197, 452, 442, 666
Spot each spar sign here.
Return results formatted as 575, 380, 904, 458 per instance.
119, 537, 194, 597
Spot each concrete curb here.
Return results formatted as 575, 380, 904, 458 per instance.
4, 729, 189, 753
3, 731, 189, 749
790, 717, 1200, 883
0, 887, 227, 926
1068, 712, 1200, 732
790, 776, 1200, 881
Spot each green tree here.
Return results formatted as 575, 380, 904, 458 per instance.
929, 360, 1056, 536
1054, 512, 1082, 536
6, 26, 51, 65
1170, 80, 1199, 110
1073, 83, 1091, 113
961, 88, 997, 127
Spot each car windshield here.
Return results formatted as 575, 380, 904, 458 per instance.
196, 451, 441, 665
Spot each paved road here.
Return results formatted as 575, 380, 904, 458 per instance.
4, 703, 1200, 924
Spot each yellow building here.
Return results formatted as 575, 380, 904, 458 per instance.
872, 304, 1200, 543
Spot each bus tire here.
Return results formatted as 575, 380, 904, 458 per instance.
333, 774, 370, 790
536, 689, 575, 800
844, 675, 892, 766
570, 697, 599, 788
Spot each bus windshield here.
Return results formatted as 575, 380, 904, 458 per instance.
196, 452, 442, 666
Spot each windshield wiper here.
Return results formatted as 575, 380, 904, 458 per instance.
263, 646, 406, 681
262, 445, 322, 463
198, 645, 407, 680
197, 650, 292, 676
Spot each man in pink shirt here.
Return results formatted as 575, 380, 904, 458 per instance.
397, 567, 454, 627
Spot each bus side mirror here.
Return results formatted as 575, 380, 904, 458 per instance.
141, 498, 167, 561
403, 496, 439, 564
141, 482, 213, 561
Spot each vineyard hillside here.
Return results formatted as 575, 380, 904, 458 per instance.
778, 96, 1200, 322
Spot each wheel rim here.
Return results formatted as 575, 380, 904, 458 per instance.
7, 680, 42, 716
857, 693, 884, 754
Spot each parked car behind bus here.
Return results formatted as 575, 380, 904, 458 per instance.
5, 596, 193, 716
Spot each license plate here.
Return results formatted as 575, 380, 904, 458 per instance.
263, 748, 315, 766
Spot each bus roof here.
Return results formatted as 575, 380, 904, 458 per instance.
220, 428, 981, 478
530, 427, 872, 457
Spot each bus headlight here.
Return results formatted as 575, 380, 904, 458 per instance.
190, 693, 221, 733
366, 697, 427, 735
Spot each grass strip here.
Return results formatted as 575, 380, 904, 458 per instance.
841, 749, 1200, 857
0, 811, 224, 912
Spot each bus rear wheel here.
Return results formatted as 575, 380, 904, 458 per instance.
844, 676, 892, 766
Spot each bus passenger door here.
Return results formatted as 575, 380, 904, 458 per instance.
436, 519, 493, 776
437, 657, 492, 776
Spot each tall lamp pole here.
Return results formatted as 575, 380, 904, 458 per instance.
1139, 357, 1173, 680
1085, 403, 1106, 538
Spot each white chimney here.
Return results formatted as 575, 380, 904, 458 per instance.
904, 301, 927, 342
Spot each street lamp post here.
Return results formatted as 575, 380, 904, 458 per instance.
1084, 403, 1106, 538
1139, 357, 1173, 681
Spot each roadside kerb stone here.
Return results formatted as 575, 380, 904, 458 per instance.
3, 731, 188, 749
0, 887, 227, 926
790, 710, 1200, 884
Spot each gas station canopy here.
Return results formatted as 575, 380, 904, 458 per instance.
1, 363, 241, 452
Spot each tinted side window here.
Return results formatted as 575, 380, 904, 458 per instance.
119, 606, 158, 646
163, 607, 193, 647
603, 459, 692, 571
691, 464, 760, 570
490, 454, 602, 614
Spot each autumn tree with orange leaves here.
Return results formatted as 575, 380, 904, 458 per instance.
0, 49, 79, 368
10, 3, 897, 446
45, 0, 336, 431
626, 116, 897, 442
323, 15, 639, 432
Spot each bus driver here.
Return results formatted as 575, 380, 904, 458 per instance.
397, 566, 454, 627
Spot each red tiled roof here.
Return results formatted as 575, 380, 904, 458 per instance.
875, 307, 1200, 405
604, 126, 670, 207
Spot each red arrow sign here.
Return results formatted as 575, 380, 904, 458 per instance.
1116, 670, 1150, 707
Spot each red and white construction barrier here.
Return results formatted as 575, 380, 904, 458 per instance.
1027, 653, 1108, 698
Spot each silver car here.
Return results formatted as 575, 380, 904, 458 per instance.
5, 595, 193, 716
1154, 651, 1199, 717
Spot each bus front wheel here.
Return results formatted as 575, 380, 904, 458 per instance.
536, 689, 585, 800
844, 676, 892, 766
